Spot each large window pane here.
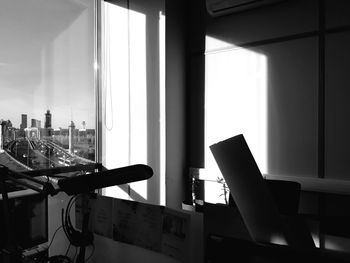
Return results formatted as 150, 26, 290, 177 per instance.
204, 36, 318, 203
101, 0, 166, 205
0, 0, 96, 171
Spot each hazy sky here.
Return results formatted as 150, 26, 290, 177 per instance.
0, 0, 95, 129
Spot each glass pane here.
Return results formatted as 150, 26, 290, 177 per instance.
204, 36, 318, 205
0, 0, 96, 172
102, 0, 166, 205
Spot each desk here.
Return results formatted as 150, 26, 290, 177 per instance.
206, 234, 350, 263
264, 174, 350, 195
203, 202, 350, 262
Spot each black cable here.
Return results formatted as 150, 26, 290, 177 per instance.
61, 194, 93, 248
72, 247, 78, 262
61, 208, 72, 244
65, 242, 71, 256
66, 196, 80, 245
66, 196, 78, 237
47, 225, 63, 251
85, 244, 95, 262
41, 195, 92, 263
42, 200, 75, 263
61, 196, 77, 245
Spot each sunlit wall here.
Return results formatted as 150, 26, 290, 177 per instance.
102, 0, 165, 205
204, 36, 267, 203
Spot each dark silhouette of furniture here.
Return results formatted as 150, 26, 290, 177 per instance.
206, 234, 350, 263
210, 134, 314, 248
208, 134, 350, 262
265, 179, 301, 216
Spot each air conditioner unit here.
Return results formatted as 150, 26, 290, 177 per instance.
206, 0, 284, 17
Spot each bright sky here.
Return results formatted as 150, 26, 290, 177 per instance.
0, 0, 95, 129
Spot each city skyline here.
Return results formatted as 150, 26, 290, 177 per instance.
1, 109, 95, 130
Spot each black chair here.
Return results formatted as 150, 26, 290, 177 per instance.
264, 179, 301, 216
209, 134, 315, 248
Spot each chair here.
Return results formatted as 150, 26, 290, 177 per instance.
229, 179, 301, 216
209, 134, 315, 249
264, 179, 301, 216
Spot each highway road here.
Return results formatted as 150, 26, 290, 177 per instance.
4, 138, 90, 170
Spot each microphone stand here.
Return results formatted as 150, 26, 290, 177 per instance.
75, 193, 93, 263
24, 163, 104, 263
0, 163, 101, 263
0, 163, 153, 263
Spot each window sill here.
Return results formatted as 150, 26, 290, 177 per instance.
264, 174, 350, 195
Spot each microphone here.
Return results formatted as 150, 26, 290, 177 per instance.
57, 164, 153, 195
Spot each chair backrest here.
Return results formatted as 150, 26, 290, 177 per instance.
265, 179, 301, 216
210, 134, 313, 248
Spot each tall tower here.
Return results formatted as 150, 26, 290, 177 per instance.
20, 114, 27, 129
69, 121, 75, 154
31, 119, 37, 128
0, 120, 5, 152
45, 110, 52, 129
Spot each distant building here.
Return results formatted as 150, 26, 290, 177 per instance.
0, 120, 5, 152
86, 129, 95, 136
41, 128, 52, 137
53, 129, 61, 136
45, 110, 52, 129
0, 120, 15, 150
69, 121, 75, 154
59, 128, 69, 136
2, 120, 15, 143
78, 129, 87, 142
8, 127, 16, 141
25, 127, 40, 139
31, 118, 41, 128
43, 110, 53, 137
20, 114, 27, 129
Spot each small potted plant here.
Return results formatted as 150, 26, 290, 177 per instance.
216, 176, 229, 205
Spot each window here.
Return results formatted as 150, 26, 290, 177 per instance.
204, 35, 318, 203
101, 0, 166, 205
204, 36, 268, 204
0, 0, 97, 172
0, 0, 98, 257
0, 0, 166, 206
